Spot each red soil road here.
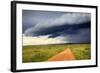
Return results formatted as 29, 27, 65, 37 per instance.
48, 48, 75, 61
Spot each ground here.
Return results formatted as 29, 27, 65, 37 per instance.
22, 44, 91, 63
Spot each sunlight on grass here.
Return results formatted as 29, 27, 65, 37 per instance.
22, 44, 91, 63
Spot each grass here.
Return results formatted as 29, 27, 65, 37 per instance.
22, 44, 91, 63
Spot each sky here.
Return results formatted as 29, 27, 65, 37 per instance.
22, 10, 91, 45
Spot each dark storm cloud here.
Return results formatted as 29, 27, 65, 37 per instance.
63, 28, 91, 43
24, 22, 90, 37
22, 10, 64, 32
23, 10, 91, 43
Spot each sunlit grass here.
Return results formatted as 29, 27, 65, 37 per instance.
22, 44, 91, 63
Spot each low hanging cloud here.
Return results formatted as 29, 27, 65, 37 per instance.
24, 12, 90, 36
23, 10, 91, 43
24, 21, 90, 37
59, 28, 91, 43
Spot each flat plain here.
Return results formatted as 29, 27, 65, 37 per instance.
22, 44, 91, 63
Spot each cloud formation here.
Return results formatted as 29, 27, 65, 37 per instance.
23, 10, 91, 44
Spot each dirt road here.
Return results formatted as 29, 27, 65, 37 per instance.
48, 48, 75, 61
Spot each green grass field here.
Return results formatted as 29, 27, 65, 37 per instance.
22, 44, 91, 63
